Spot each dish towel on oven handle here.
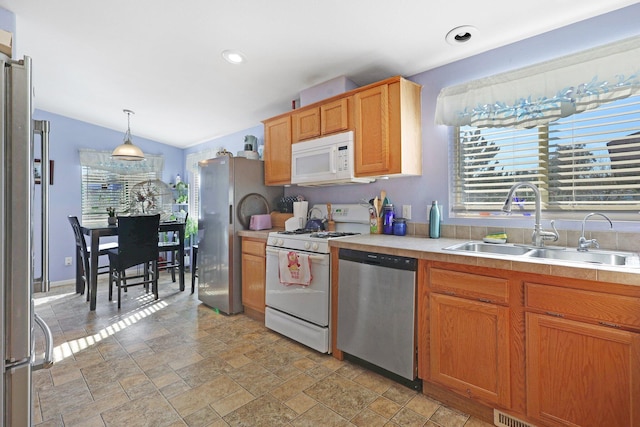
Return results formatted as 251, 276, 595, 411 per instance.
278, 250, 313, 286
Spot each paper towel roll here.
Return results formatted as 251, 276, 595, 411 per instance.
293, 201, 308, 220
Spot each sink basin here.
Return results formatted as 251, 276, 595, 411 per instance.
524, 248, 631, 266
444, 241, 532, 256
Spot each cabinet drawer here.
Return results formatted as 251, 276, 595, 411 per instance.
526, 282, 640, 329
429, 268, 509, 304
242, 239, 265, 257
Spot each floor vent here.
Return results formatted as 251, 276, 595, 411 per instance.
494, 410, 536, 427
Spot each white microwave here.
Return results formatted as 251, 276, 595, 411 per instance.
290, 131, 374, 186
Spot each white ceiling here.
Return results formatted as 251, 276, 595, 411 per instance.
1, 0, 637, 148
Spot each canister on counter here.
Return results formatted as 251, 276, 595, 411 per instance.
393, 218, 407, 236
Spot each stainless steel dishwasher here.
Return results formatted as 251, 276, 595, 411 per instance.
337, 248, 418, 385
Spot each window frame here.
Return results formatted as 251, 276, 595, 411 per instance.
450, 96, 640, 222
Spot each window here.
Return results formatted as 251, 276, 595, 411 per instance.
452, 96, 640, 215
186, 148, 217, 225
79, 150, 164, 223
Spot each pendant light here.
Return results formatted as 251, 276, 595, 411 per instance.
111, 109, 145, 161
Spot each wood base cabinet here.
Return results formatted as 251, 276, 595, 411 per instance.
525, 282, 640, 427
426, 265, 514, 409
419, 261, 640, 427
526, 313, 640, 427
241, 237, 267, 321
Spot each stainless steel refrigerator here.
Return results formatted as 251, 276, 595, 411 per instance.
197, 157, 282, 314
1, 56, 54, 426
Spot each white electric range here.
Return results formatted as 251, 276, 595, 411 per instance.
264, 203, 370, 353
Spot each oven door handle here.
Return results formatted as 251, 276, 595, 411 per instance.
266, 247, 328, 261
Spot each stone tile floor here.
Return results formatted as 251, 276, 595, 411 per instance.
32, 273, 494, 427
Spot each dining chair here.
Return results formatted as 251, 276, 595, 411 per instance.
107, 214, 160, 309
68, 216, 118, 301
158, 213, 188, 282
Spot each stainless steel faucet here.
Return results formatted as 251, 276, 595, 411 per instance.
502, 182, 559, 247
578, 212, 613, 251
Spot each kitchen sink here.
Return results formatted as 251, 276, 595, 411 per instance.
444, 241, 533, 256
445, 241, 639, 267
524, 248, 631, 266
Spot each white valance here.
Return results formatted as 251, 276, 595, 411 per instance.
435, 35, 640, 128
79, 149, 164, 174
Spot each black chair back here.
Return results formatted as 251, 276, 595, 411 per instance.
68, 215, 92, 299
68, 215, 88, 256
115, 214, 160, 271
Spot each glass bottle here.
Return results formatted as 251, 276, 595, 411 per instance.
429, 201, 441, 239
382, 204, 395, 235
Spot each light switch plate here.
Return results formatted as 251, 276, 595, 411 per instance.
402, 205, 412, 220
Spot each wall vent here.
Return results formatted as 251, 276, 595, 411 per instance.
494, 410, 536, 427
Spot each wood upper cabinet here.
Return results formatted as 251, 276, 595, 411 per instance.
321, 98, 350, 135
525, 283, 640, 427
426, 266, 512, 408
353, 77, 422, 177
292, 107, 321, 142
263, 115, 291, 186
292, 98, 350, 142
241, 237, 267, 321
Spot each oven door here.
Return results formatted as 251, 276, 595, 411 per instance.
265, 246, 330, 326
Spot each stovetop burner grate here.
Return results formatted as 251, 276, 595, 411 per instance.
310, 232, 360, 239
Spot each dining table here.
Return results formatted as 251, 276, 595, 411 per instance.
79, 220, 186, 310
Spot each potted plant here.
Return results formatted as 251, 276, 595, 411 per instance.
107, 207, 117, 225
184, 217, 197, 246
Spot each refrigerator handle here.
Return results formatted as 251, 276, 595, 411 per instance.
229, 204, 233, 225
32, 312, 54, 370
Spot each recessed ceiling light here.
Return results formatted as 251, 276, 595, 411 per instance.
445, 25, 478, 45
222, 49, 246, 64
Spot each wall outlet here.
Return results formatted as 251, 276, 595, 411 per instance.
402, 204, 412, 220
64, 256, 72, 266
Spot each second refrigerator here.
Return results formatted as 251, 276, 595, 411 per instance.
197, 156, 282, 314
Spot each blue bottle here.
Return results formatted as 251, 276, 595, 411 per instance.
382, 205, 395, 235
429, 201, 440, 239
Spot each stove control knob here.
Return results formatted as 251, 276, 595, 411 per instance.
304, 242, 311, 250
311, 243, 319, 251
277, 239, 284, 246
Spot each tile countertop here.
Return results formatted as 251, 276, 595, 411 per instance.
328, 234, 640, 287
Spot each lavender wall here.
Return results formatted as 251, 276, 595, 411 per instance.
285, 3, 640, 231
20, 2, 640, 284
33, 110, 185, 282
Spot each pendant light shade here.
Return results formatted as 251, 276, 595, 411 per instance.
112, 109, 145, 161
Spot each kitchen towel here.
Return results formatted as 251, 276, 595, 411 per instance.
278, 250, 313, 286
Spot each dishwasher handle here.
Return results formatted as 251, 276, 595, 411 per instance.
338, 248, 417, 271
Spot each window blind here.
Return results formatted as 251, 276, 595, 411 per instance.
453, 95, 640, 213
186, 149, 217, 224
79, 150, 164, 223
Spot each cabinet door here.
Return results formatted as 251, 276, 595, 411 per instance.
527, 313, 640, 427
263, 116, 292, 185
430, 293, 511, 408
353, 84, 390, 175
241, 251, 266, 314
321, 98, 349, 135
292, 107, 320, 142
